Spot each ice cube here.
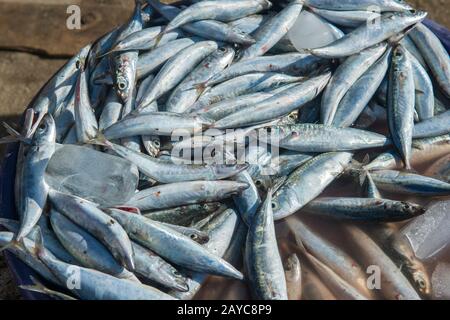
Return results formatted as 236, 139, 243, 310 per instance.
432, 263, 450, 300
400, 200, 450, 260
45, 144, 139, 207
288, 11, 343, 50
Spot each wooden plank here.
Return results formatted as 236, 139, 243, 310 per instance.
0, 0, 134, 56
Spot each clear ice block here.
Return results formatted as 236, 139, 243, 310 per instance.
400, 200, 450, 260
45, 144, 139, 207
288, 10, 343, 50
432, 263, 450, 300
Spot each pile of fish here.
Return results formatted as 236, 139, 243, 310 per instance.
1, 0, 450, 300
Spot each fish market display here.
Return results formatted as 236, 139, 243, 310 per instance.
1, 0, 449, 301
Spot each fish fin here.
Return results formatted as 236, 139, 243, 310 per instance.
359, 169, 368, 187
31, 227, 47, 260
153, 32, 165, 48
86, 133, 112, 148
2, 122, 28, 143
0, 135, 25, 145
96, 48, 117, 59
20, 276, 77, 300
361, 154, 371, 166
411, 141, 425, 150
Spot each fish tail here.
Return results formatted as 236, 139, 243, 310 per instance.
194, 82, 207, 95
87, 132, 112, 148
1, 122, 30, 144
96, 48, 117, 59
19, 276, 77, 300
0, 239, 20, 254
31, 228, 46, 259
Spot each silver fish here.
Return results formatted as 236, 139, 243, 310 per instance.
413, 110, 450, 139
0, 218, 77, 265
30, 232, 175, 300
137, 41, 218, 110
137, 38, 197, 80
321, 43, 387, 125
388, 45, 415, 169
74, 70, 99, 143
111, 26, 181, 53
102, 112, 211, 139
267, 124, 389, 152
272, 152, 353, 220
143, 202, 223, 227
147, 0, 256, 45
309, 7, 381, 28
304, 197, 425, 222
239, 0, 304, 61
163, 0, 271, 33
190, 72, 304, 112
0, 232, 60, 285
113, 2, 142, 103
16, 115, 56, 241
365, 134, 450, 171
159, 222, 210, 245
107, 208, 243, 280
50, 209, 139, 282
369, 169, 450, 196
409, 23, 450, 98
304, 0, 413, 11
166, 46, 235, 113
171, 208, 241, 299
212, 72, 330, 128
126, 180, 249, 210
245, 192, 288, 300
332, 48, 391, 128
407, 51, 434, 121
309, 11, 427, 58
130, 241, 189, 292
204, 53, 325, 87
48, 190, 135, 271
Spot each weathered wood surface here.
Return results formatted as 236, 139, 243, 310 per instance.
0, 0, 134, 57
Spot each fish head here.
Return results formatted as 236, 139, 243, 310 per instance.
270, 187, 299, 220
33, 114, 56, 145
115, 73, 131, 102
216, 45, 236, 63
411, 268, 432, 297
400, 201, 426, 217
229, 27, 256, 46
394, 9, 427, 24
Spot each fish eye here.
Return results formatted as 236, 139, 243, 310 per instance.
255, 180, 262, 186
409, 9, 416, 14
173, 270, 181, 276
153, 140, 160, 147
219, 47, 227, 52
190, 234, 198, 240
418, 279, 426, 288
75, 60, 82, 70
118, 81, 127, 90
271, 201, 278, 209
38, 122, 47, 131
